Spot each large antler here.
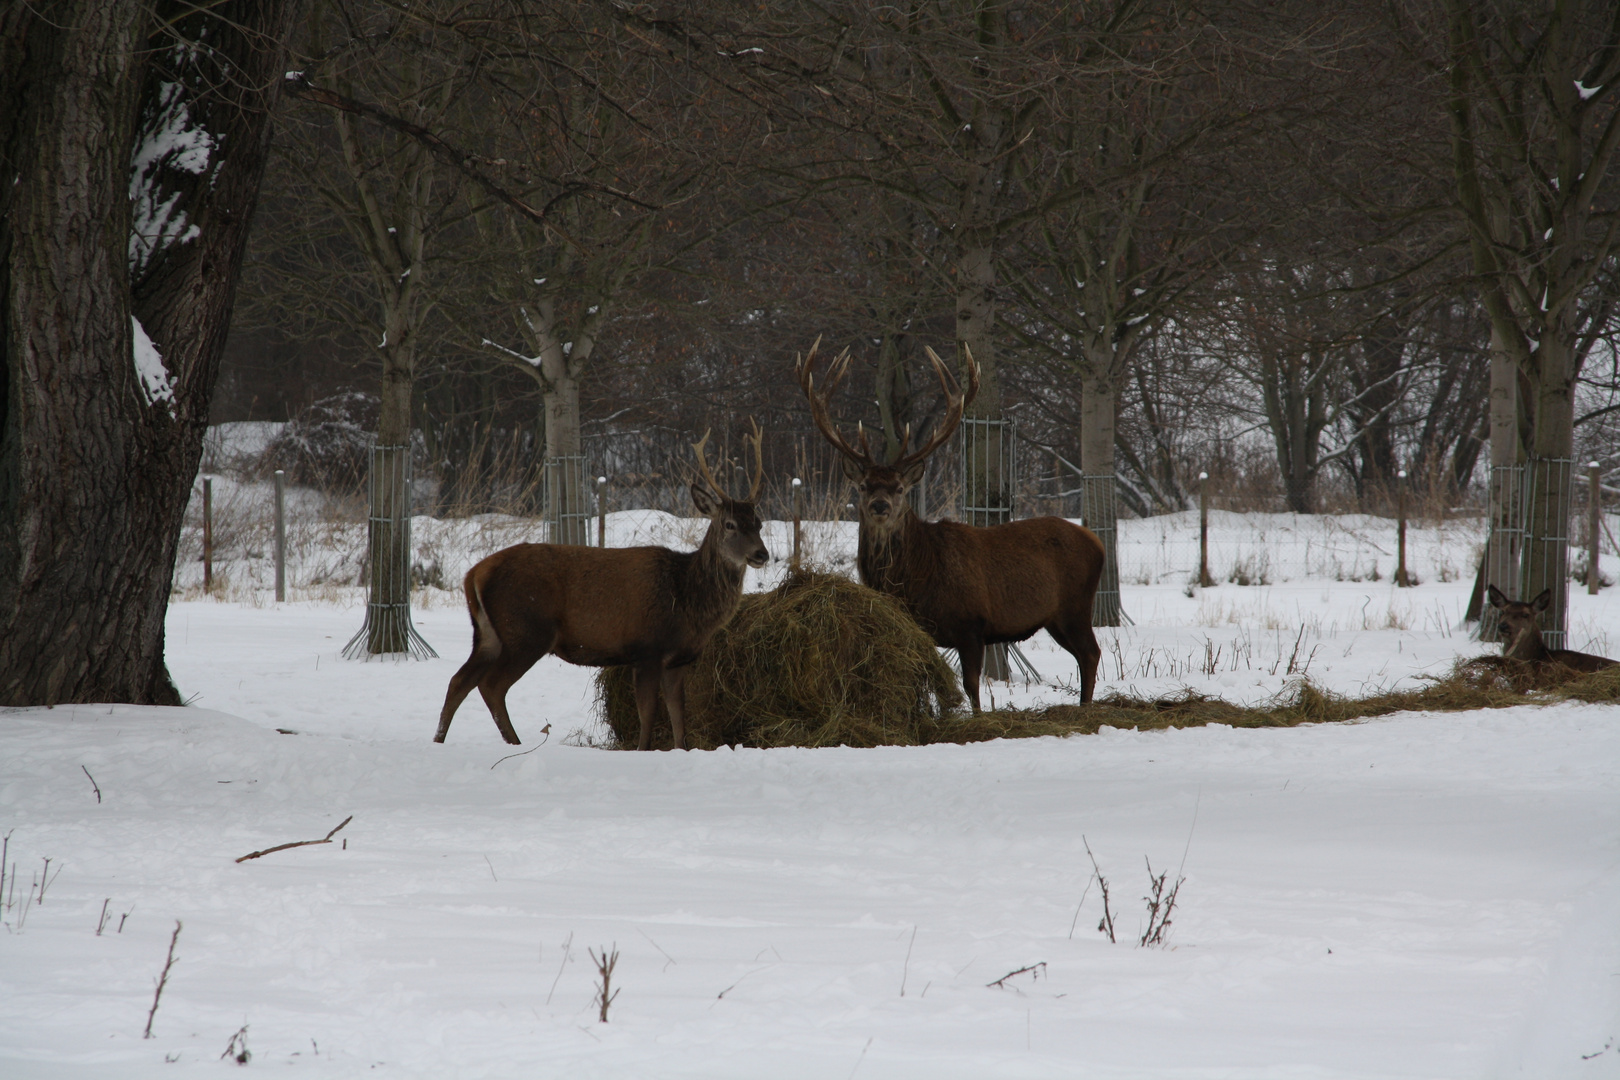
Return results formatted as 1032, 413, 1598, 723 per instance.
796, 336, 877, 468
890, 344, 980, 472
690, 429, 726, 496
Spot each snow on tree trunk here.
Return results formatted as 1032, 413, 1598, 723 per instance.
0, 0, 297, 706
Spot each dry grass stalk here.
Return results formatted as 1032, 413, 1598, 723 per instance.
143, 920, 182, 1039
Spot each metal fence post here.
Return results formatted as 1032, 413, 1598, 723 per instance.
1590, 461, 1602, 595
792, 477, 803, 571
273, 469, 286, 602
1198, 471, 1212, 587
203, 477, 214, 593
597, 475, 608, 548
1396, 469, 1410, 587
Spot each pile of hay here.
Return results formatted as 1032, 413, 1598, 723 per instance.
596, 570, 963, 750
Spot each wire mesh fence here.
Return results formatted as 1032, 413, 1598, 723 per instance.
179, 424, 1619, 657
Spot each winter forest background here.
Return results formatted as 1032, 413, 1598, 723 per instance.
218, 0, 1620, 536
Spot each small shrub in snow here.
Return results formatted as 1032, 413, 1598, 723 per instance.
591, 945, 621, 1022
257, 390, 380, 493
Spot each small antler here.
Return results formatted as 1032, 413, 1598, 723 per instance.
891, 344, 980, 472
796, 337, 876, 468
692, 421, 766, 503
742, 416, 764, 501
690, 429, 726, 495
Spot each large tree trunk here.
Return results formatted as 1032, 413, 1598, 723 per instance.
543, 362, 587, 546
1474, 326, 1524, 627
1080, 372, 1122, 626
0, 1, 297, 706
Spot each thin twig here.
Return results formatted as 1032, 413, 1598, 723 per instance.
986, 962, 1047, 989
143, 921, 182, 1039
546, 932, 573, 1005
638, 928, 677, 971
1084, 836, 1115, 943
81, 765, 101, 804
234, 816, 352, 863
490, 725, 550, 769
899, 926, 917, 996
1068, 873, 1096, 939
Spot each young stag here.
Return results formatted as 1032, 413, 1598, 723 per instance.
797, 340, 1106, 710
1487, 586, 1618, 673
435, 426, 770, 749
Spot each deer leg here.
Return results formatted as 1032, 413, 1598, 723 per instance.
476, 651, 543, 746
434, 655, 490, 743
661, 665, 690, 750
1048, 620, 1101, 704
633, 661, 663, 751
1076, 623, 1101, 704
959, 642, 985, 714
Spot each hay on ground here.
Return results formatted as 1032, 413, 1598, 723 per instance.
600, 601, 1616, 751
596, 570, 963, 750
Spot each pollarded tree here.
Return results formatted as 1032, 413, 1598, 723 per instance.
0, 0, 299, 705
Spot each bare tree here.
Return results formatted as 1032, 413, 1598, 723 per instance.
1426, 0, 1620, 642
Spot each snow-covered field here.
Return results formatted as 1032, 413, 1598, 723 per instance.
4, 504, 1620, 1078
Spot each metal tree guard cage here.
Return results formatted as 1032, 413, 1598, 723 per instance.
1081, 473, 1128, 627
1522, 456, 1574, 650
1478, 463, 1526, 642
959, 418, 1038, 684
343, 443, 437, 660
544, 454, 590, 546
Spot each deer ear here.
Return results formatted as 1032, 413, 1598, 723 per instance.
1531, 589, 1552, 613
840, 456, 865, 483
900, 458, 927, 487
689, 483, 719, 515
1487, 585, 1506, 610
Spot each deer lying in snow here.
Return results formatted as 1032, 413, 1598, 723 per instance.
1487, 585, 1618, 673
435, 425, 770, 749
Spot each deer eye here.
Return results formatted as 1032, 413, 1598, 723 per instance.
725, 520, 737, 531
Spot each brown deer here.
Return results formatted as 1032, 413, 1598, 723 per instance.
797, 339, 1106, 711
434, 425, 770, 749
1487, 586, 1618, 673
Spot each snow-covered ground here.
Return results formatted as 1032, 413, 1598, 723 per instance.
4, 504, 1620, 1078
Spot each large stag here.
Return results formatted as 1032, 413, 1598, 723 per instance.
435, 425, 770, 749
798, 341, 1106, 710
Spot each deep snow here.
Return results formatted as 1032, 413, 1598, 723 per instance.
3, 509, 1620, 1078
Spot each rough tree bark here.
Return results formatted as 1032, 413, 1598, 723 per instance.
0, 1, 299, 706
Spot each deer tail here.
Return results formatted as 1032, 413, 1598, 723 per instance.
465, 570, 502, 660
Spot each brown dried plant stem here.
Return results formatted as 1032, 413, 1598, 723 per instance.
235, 815, 352, 863
590, 944, 620, 1023
143, 920, 182, 1039
1084, 837, 1115, 943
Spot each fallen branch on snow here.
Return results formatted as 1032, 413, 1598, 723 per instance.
234, 816, 352, 863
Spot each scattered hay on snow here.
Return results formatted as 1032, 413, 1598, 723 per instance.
596, 570, 963, 750
598, 591, 1618, 751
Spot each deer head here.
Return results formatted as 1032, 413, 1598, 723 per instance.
796, 338, 979, 535
1487, 585, 1551, 656
690, 420, 770, 569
